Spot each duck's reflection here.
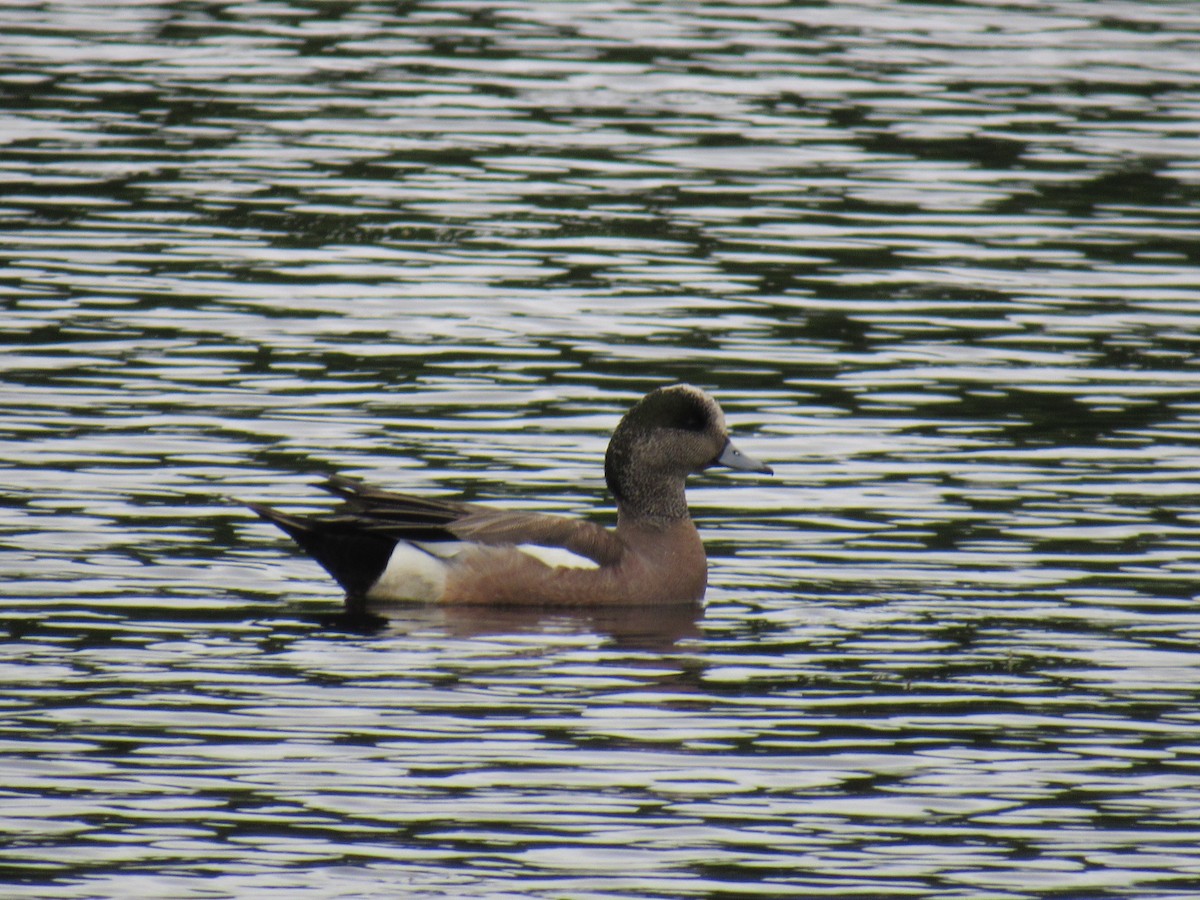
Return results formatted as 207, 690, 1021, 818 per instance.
316, 600, 705, 650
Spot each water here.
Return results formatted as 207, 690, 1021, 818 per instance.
3, 0, 1200, 896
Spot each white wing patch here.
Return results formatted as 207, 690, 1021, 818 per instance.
367, 542, 450, 602
516, 544, 600, 570
366, 540, 599, 602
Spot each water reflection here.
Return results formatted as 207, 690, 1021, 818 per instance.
3, 0, 1200, 897
363, 600, 706, 650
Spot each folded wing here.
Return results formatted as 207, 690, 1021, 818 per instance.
322, 475, 624, 566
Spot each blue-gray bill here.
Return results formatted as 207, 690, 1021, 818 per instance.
715, 439, 773, 475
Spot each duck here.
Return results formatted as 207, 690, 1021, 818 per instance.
248, 384, 771, 608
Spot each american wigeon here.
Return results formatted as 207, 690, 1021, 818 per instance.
249, 384, 771, 607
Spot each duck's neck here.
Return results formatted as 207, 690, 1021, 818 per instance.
614, 473, 691, 526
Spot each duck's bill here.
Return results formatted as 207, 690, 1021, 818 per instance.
715, 439, 773, 475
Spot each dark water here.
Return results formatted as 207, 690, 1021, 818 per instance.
4, 1, 1200, 896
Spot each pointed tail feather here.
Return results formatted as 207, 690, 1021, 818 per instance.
248, 503, 396, 599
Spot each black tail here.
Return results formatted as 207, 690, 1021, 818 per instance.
248, 503, 396, 599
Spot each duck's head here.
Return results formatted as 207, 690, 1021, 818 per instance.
604, 384, 771, 520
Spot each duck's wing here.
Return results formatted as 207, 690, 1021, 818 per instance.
321, 475, 623, 566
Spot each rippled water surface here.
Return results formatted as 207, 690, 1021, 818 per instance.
4, 1, 1200, 896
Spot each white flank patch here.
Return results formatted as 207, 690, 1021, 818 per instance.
367, 542, 450, 602
516, 544, 600, 570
